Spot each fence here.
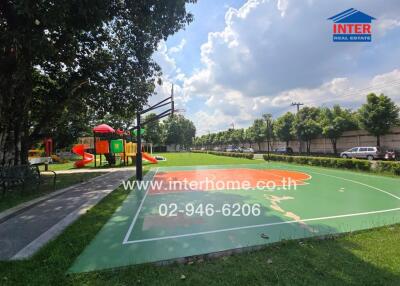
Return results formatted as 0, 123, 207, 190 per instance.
214, 127, 400, 154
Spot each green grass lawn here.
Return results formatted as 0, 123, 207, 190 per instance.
149, 152, 264, 168
0, 172, 103, 213
1, 152, 400, 285
42, 152, 259, 172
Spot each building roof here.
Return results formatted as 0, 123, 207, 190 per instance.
328, 8, 376, 23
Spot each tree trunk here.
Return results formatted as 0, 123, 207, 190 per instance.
257, 142, 261, 151
306, 140, 311, 154
331, 138, 337, 155
0, 42, 32, 166
376, 135, 380, 147
286, 140, 289, 148
298, 139, 302, 153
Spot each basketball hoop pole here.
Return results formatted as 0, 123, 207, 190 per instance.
134, 84, 175, 181
136, 111, 143, 181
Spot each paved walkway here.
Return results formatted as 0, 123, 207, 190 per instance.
53, 166, 136, 174
0, 169, 133, 260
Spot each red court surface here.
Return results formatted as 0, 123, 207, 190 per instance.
149, 168, 311, 194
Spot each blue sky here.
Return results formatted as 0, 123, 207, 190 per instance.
151, 0, 400, 135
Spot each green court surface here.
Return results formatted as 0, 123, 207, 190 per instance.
69, 162, 400, 273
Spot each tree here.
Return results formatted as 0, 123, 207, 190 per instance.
293, 107, 322, 154
143, 113, 162, 145
244, 127, 255, 148
162, 114, 196, 150
320, 106, 358, 154
250, 119, 266, 151
180, 117, 196, 147
358, 93, 400, 147
0, 1, 195, 166
235, 129, 246, 147
263, 113, 274, 153
274, 112, 295, 148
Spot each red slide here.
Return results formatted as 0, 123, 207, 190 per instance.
72, 144, 94, 168
142, 152, 158, 164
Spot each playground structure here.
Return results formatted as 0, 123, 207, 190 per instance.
28, 138, 54, 167
72, 124, 157, 168
72, 84, 175, 173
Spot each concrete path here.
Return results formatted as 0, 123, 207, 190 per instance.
0, 169, 133, 260
53, 166, 136, 174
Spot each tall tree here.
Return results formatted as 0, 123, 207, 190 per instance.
320, 106, 358, 154
263, 113, 274, 153
244, 127, 255, 148
0, 0, 195, 166
143, 113, 162, 145
358, 93, 399, 147
274, 112, 295, 148
293, 107, 322, 154
162, 114, 196, 150
250, 119, 266, 151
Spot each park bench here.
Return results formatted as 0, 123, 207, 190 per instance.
0, 165, 56, 196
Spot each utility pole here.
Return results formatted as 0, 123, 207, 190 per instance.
291, 102, 304, 113
291, 102, 304, 154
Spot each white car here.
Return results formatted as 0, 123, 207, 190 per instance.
242, 148, 254, 153
340, 146, 384, 160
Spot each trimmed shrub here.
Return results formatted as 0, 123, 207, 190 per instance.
374, 161, 400, 175
264, 154, 375, 173
191, 150, 254, 159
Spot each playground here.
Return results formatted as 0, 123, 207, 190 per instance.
70, 160, 400, 272
71, 123, 158, 168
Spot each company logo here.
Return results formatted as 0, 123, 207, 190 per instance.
328, 8, 376, 42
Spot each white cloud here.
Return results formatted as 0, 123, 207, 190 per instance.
377, 18, 400, 35
169, 39, 187, 54
191, 69, 400, 135
151, 0, 400, 135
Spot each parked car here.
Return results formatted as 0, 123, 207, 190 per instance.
242, 147, 254, 153
273, 147, 293, 155
213, 146, 222, 151
340, 146, 384, 160
226, 145, 241, 152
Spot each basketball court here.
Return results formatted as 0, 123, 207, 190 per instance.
69, 162, 400, 273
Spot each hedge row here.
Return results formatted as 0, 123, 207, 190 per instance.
263, 154, 400, 176
191, 150, 254, 159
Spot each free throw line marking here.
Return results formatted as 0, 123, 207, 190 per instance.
123, 207, 400, 244
122, 168, 159, 244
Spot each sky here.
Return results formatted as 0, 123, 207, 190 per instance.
150, 0, 400, 135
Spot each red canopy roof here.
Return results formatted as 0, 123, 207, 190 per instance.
93, 124, 115, 133
115, 128, 125, 136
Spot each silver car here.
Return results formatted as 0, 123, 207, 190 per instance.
340, 146, 384, 160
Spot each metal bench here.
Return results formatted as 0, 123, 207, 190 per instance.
0, 165, 56, 196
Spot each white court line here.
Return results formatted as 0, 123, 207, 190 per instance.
124, 207, 400, 244
270, 162, 400, 200
150, 167, 311, 195
122, 168, 159, 244
307, 171, 400, 200
123, 165, 400, 245
264, 169, 312, 186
